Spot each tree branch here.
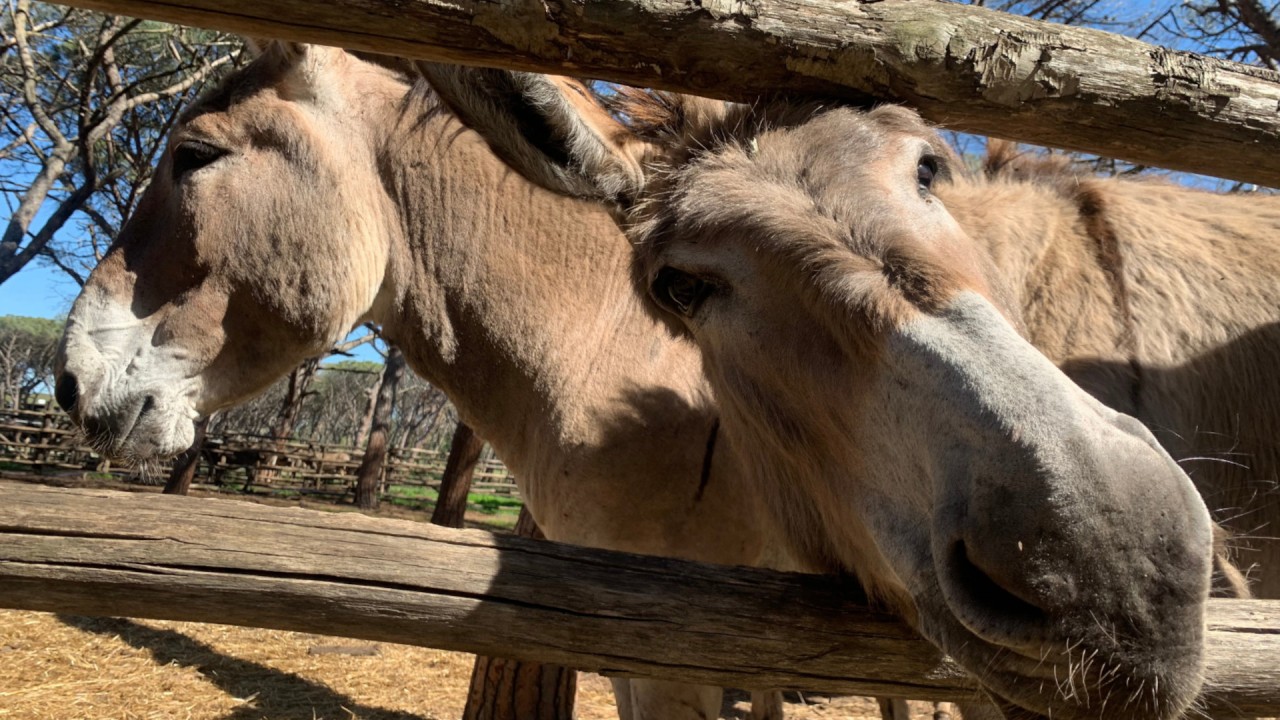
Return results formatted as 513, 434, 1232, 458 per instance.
1222, 0, 1280, 66
11, 0, 68, 148
43, 0, 1280, 186
39, 246, 87, 286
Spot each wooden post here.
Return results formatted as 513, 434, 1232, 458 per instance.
430, 421, 484, 528
462, 508, 577, 720
162, 416, 208, 495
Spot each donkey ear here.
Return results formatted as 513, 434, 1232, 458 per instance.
417, 64, 652, 204
241, 38, 312, 63
247, 41, 348, 102
242, 37, 270, 57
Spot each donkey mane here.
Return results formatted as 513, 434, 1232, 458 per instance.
608, 88, 961, 170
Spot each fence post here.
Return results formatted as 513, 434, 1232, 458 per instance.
462, 507, 577, 720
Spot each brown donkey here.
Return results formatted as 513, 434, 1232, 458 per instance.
52, 44, 784, 720
474, 86, 1280, 718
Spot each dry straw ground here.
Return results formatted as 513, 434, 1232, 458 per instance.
0, 610, 941, 719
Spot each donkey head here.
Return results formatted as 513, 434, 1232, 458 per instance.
53, 43, 412, 459
464, 82, 1215, 720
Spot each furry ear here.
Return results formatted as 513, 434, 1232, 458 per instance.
417, 64, 653, 205
608, 87, 739, 166
243, 40, 347, 102
241, 37, 270, 57
241, 38, 309, 62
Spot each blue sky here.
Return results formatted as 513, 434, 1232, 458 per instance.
0, 261, 77, 319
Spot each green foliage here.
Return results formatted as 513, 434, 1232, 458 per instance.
0, 315, 61, 341
0, 314, 63, 409
322, 360, 383, 375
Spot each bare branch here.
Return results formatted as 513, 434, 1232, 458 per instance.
40, 246, 87, 287
85, 52, 232, 146
1223, 0, 1280, 66
0, 121, 36, 161
11, 0, 69, 148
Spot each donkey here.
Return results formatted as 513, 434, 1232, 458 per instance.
458, 85, 1280, 718
51, 42, 807, 720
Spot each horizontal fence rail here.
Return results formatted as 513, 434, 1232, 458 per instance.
0, 482, 1277, 715
45, 0, 1280, 187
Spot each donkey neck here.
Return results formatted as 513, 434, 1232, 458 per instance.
936, 176, 1133, 364
369, 95, 717, 513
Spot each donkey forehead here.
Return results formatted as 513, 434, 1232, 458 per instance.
648, 108, 946, 260
756, 106, 938, 176
641, 105, 994, 318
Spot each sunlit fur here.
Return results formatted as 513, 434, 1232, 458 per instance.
602, 91, 1241, 720
56, 46, 786, 720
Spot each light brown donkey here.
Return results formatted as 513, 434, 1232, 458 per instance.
51, 44, 783, 720
481, 86, 1280, 719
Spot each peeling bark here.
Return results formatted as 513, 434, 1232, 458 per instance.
46, 0, 1280, 186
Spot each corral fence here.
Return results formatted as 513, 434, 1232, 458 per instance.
2, 481, 1278, 715
0, 409, 518, 504
6, 0, 1280, 714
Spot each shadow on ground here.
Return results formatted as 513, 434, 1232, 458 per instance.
58, 615, 428, 720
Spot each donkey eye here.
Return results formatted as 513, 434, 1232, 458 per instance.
651, 266, 714, 318
172, 140, 227, 179
917, 156, 939, 193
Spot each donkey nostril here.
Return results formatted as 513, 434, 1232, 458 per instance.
949, 540, 1048, 627
55, 373, 79, 413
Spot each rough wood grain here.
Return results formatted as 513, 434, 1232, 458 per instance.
461, 505, 577, 720
45, 0, 1280, 186
0, 482, 1277, 714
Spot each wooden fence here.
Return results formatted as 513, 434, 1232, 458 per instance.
49, 0, 1280, 187
1, 482, 1278, 715
0, 410, 518, 502
13, 0, 1280, 712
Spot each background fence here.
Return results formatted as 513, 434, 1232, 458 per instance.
0, 409, 519, 508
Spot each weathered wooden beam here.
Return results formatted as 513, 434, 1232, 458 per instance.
0, 481, 1277, 715
46, 0, 1280, 187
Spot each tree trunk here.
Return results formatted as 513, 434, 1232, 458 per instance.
255, 356, 321, 487
162, 416, 208, 496
877, 698, 910, 720
430, 421, 484, 528
353, 369, 386, 449
270, 357, 320, 441
353, 346, 406, 510
49, 0, 1280, 187
428, 427, 576, 718
462, 507, 577, 720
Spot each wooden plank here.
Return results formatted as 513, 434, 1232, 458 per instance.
45, 0, 1280, 187
0, 481, 1275, 714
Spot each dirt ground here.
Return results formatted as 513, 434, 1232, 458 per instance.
0, 610, 951, 719
0, 473, 940, 719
